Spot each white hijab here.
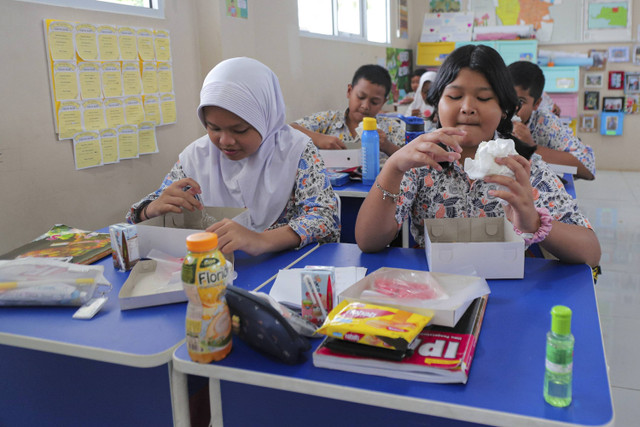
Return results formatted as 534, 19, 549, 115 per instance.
407, 71, 437, 116
180, 57, 308, 232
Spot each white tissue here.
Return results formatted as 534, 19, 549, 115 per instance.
511, 115, 522, 123
464, 138, 518, 180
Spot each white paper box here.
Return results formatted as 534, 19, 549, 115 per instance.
424, 217, 524, 279
119, 259, 185, 310
318, 148, 361, 169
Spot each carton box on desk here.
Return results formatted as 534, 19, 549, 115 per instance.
424, 217, 524, 279
119, 207, 245, 310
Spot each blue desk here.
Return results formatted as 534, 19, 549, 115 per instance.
0, 241, 318, 426
562, 173, 576, 199
172, 243, 612, 427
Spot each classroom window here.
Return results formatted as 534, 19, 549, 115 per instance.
15, 0, 164, 18
298, 0, 389, 44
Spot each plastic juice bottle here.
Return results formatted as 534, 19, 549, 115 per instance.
544, 305, 574, 407
182, 232, 232, 363
361, 117, 380, 185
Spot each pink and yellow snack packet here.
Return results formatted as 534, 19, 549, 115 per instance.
316, 300, 433, 351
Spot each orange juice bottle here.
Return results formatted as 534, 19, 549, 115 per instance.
182, 232, 232, 363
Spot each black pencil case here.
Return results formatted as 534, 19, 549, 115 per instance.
225, 285, 311, 364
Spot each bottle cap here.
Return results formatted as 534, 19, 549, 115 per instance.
186, 232, 218, 252
362, 117, 377, 131
550, 305, 572, 335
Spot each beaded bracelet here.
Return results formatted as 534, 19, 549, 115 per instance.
375, 181, 401, 202
513, 207, 553, 246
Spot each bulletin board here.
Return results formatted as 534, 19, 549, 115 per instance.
44, 19, 176, 170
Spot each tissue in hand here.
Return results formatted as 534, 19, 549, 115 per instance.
464, 138, 518, 180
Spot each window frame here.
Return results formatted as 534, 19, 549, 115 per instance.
14, 0, 165, 19
298, 0, 390, 46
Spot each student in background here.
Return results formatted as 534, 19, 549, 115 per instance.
126, 57, 340, 255
291, 64, 405, 155
508, 61, 595, 180
355, 45, 600, 268
407, 70, 437, 119
398, 68, 426, 106
538, 92, 562, 116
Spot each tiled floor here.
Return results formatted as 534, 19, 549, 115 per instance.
574, 171, 640, 427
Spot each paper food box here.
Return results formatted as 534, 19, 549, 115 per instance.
424, 217, 524, 279
319, 146, 361, 169
118, 207, 245, 310
339, 267, 490, 327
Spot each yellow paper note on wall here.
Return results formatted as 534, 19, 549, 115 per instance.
57, 100, 83, 140
118, 26, 138, 61
75, 23, 98, 61
101, 61, 123, 98
105, 98, 125, 128
53, 61, 79, 101
98, 25, 119, 61
154, 29, 171, 61
157, 62, 173, 93
73, 131, 103, 170
137, 28, 155, 61
100, 128, 119, 164
138, 121, 158, 154
124, 96, 145, 125
160, 93, 177, 125
83, 99, 106, 131
78, 61, 102, 99
47, 21, 75, 61
118, 124, 139, 159
122, 61, 142, 96
143, 95, 161, 125
141, 62, 158, 94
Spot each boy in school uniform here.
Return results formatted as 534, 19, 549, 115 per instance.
291, 64, 405, 156
508, 61, 595, 180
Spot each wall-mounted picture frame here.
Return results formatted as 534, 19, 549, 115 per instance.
588, 49, 607, 71
584, 73, 603, 89
600, 112, 624, 136
603, 96, 624, 112
584, 91, 599, 111
579, 114, 598, 133
608, 71, 625, 90
624, 72, 640, 94
608, 46, 630, 63
634, 45, 640, 65
624, 94, 639, 114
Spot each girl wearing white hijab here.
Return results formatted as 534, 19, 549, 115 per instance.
127, 57, 340, 255
406, 70, 437, 119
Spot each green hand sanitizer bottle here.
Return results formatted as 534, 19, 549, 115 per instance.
544, 305, 574, 407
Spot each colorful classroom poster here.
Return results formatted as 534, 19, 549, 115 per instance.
157, 62, 174, 93
47, 21, 75, 61
122, 62, 142, 96
101, 62, 123, 98
78, 62, 102, 99
104, 98, 125, 129
386, 48, 412, 100
124, 96, 145, 125
397, 0, 408, 39
137, 28, 155, 61
143, 95, 161, 125
73, 131, 103, 169
118, 27, 138, 61
100, 128, 119, 164
57, 100, 83, 140
154, 30, 171, 61
118, 125, 139, 159
53, 61, 79, 101
75, 24, 98, 61
82, 99, 106, 131
97, 25, 119, 61
160, 93, 177, 124
138, 122, 158, 154
226, 0, 248, 19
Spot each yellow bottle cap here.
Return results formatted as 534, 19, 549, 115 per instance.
362, 117, 377, 131
186, 232, 218, 252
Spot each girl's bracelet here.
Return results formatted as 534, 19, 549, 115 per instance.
375, 181, 401, 203
513, 207, 553, 245
141, 203, 150, 222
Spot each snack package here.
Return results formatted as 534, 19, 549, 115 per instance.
301, 267, 335, 326
316, 300, 433, 351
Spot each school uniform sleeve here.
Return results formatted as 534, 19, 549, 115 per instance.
293, 110, 343, 134
529, 110, 596, 176
273, 141, 341, 247
125, 161, 187, 224
378, 116, 406, 147
529, 155, 593, 229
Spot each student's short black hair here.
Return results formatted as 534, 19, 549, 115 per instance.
351, 64, 392, 97
507, 61, 545, 102
426, 44, 535, 159
412, 68, 427, 78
